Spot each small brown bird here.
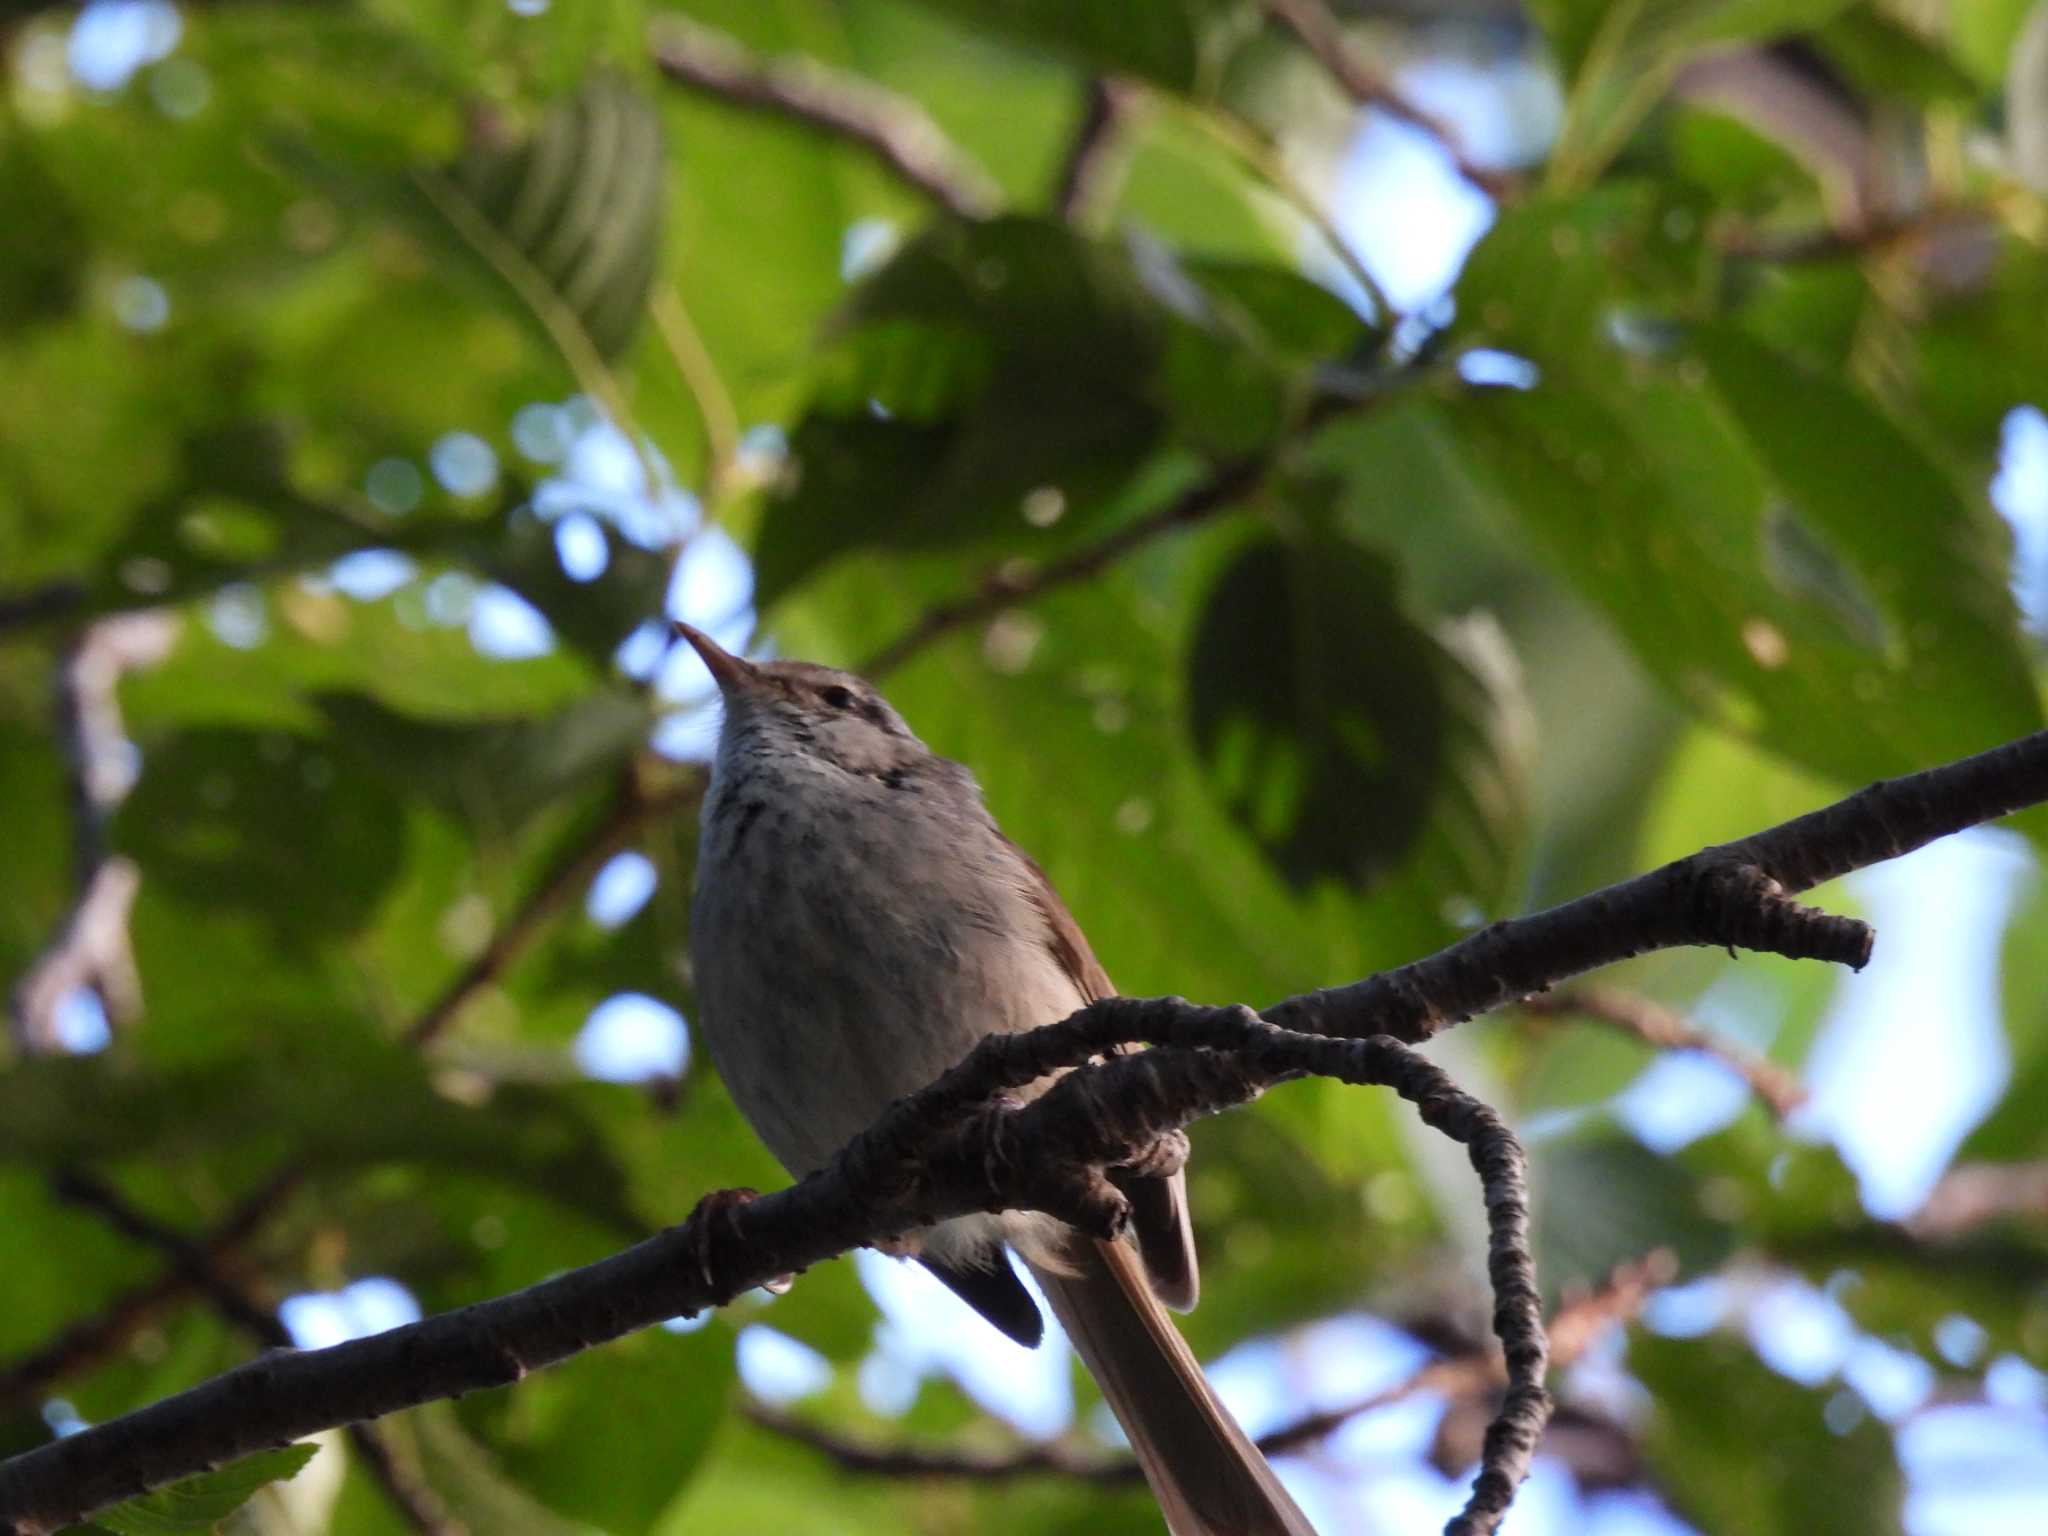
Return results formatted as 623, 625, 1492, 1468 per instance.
673, 623, 1313, 1536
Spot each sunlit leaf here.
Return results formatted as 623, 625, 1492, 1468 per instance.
94, 1442, 320, 1535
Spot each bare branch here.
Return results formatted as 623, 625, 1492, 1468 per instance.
9, 614, 174, 1052
745, 1250, 1672, 1481
0, 1018, 1543, 1536
1263, 0, 1515, 199
1906, 1161, 2048, 1242
13, 726, 2048, 1531
1519, 987, 1807, 1121
650, 18, 1000, 221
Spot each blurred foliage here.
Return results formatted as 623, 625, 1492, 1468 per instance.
2, 1, 2046, 1533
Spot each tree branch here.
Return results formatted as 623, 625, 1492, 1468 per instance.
0, 1020, 1542, 1536
11, 727, 2048, 1532
0, 1171, 302, 1418
650, 17, 1001, 221
43, 1172, 462, 1536
1518, 987, 1807, 1121
748, 1250, 1671, 1481
1262, 0, 1516, 199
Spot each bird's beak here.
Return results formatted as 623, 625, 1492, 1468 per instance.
670, 621, 760, 695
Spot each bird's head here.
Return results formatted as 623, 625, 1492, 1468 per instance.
670, 622, 922, 778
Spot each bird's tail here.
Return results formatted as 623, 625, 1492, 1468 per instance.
1030, 1238, 1317, 1536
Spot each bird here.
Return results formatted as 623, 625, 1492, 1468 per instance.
672, 621, 1315, 1536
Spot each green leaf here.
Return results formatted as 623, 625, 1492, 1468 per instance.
114, 726, 408, 950
1534, 0, 1863, 184
95, 1442, 321, 1535
1814, 10, 1984, 106
460, 1323, 736, 1532
449, 77, 667, 362
1186, 529, 1529, 900
0, 1029, 639, 1227
1693, 322, 2037, 739
1533, 1129, 1736, 1291
313, 688, 650, 835
1531, 0, 1862, 87
1634, 1333, 1905, 1536
900, 0, 1257, 94
1449, 188, 2042, 793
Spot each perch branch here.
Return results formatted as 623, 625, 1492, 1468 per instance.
0, 1018, 1541, 1536
44, 1172, 462, 1536
12, 726, 2048, 1532
650, 18, 1000, 220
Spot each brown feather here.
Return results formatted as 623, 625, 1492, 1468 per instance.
1032, 1240, 1316, 1536
1003, 834, 1200, 1311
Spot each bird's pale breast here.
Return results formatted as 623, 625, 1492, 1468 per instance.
690, 750, 1085, 1181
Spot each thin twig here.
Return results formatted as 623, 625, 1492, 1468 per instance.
1263, 0, 1513, 199
1905, 1161, 2048, 1241
748, 1250, 1672, 1480
650, 17, 1000, 220
1519, 987, 1808, 1121
648, 286, 743, 513
861, 456, 1269, 677
1053, 77, 1138, 229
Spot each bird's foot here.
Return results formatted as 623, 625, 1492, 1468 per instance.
682, 1186, 792, 1297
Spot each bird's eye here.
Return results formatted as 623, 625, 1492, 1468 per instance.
820, 685, 856, 710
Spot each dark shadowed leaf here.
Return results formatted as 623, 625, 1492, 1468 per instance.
901, 0, 1254, 93
0, 1026, 637, 1227
114, 727, 408, 948
1186, 530, 1527, 899
314, 688, 649, 834
755, 217, 1331, 604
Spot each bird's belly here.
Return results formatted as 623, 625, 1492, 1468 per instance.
691, 800, 1080, 1180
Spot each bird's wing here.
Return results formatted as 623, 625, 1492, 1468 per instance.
1005, 833, 1200, 1312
